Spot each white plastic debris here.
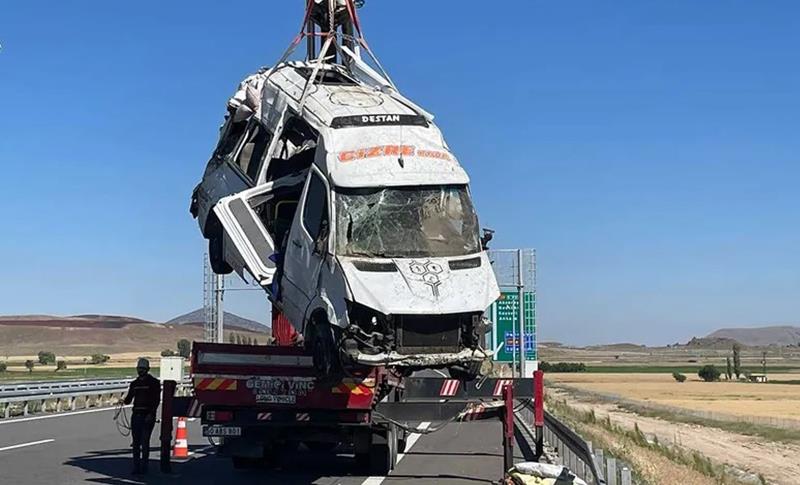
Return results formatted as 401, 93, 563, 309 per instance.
509, 462, 588, 485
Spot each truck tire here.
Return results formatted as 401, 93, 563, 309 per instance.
367, 426, 396, 474
368, 443, 391, 474
397, 428, 408, 454
307, 313, 340, 379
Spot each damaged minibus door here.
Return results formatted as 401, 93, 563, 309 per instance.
213, 173, 306, 286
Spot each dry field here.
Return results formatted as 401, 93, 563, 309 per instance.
551, 387, 800, 485
0, 324, 267, 357
0, 329, 268, 380
548, 372, 800, 420
540, 342, 800, 369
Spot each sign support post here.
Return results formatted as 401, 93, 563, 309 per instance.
517, 249, 526, 378
488, 249, 537, 374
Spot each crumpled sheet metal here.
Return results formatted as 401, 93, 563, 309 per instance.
228, 68, 270, 122
354, 348, 491, 367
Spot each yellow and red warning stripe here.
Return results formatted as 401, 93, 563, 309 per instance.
194, 377, 238, 391
330, 379, 372, 396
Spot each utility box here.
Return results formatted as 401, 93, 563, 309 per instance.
160, 356, 185, 382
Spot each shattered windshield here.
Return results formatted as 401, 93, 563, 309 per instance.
335, 185, 480, 258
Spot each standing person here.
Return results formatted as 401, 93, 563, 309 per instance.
123, 358, 161, 474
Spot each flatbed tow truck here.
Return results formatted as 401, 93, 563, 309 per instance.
158, 325, 544, 480
166, 0, 546, 479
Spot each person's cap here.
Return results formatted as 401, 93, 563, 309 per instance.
136, 358, 150, 370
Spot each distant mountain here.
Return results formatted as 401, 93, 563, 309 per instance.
0, 314, 153, 328
586, 343, 649, 352
539, 341, 564, 348
685, 336, 740, 349
166, 309, 270, 334
0, 316, 267, 356
706, 326, 800, 347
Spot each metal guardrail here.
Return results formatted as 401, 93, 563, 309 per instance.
0, 386, 129, 419
0, 379, 132, 399
0, 378, 193, 420
542, 409, 606, 484
514, 401, 605, 485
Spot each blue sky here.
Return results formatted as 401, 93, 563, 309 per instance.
0, 1, 797, 345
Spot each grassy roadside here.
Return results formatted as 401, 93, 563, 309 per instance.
548, 382, 800, 443
547, 397, 761, 485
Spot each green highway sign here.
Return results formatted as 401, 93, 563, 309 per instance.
490, 291, 536, 362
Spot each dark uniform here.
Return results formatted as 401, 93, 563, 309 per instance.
123, 373, 161, 473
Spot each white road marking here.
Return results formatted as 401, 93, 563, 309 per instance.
361, 421, 431, 485
0, 406, 125, 426
0, 439, 54, 452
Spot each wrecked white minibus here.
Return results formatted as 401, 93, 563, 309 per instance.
190, 1, 499, 378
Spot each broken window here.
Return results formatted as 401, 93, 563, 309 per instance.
335, 185, 480, 259
266, 115, 319, 182
302, 172, 329, 241
236, 121, 273, 181
214, 116, 248, 160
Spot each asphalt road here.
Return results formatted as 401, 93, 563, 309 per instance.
0, 407, 525, 484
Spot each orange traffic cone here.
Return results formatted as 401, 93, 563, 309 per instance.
173, 417, 189, 458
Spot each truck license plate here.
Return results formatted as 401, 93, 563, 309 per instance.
204, 425, 242, 437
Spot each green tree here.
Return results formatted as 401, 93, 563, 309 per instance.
726, 357, 733, 380
236, 334, 242, 345
254, 338, 259, 346
539, 362, 587, 373
733, 344, 742, 379
698, 365, 721, 382
161, 349, 175, 357
177, 339, 191, 358
37, 351, 56, 365
25, 359, 35, 373
672, 372, 686, 383
228, 333, 236, 344
56, 360, 67, 371
246, 336, 252, 345
0, 361, 7, 373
